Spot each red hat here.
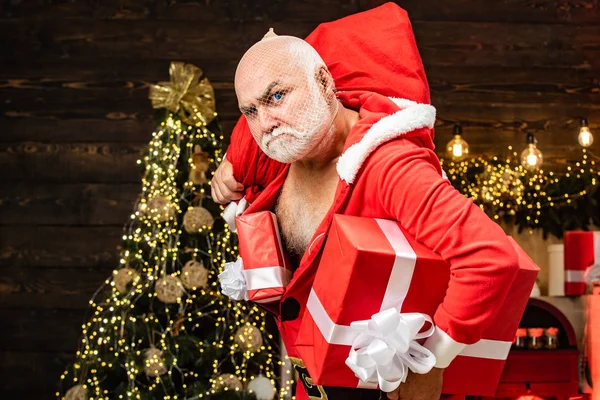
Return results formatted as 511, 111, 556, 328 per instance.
226, 2, 431, 201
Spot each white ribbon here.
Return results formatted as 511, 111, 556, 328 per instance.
218, 257, 248, 301
222, 197, 248, 233
244, 266, 293, 290
344, 308, 436, 392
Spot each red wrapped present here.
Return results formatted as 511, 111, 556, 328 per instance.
564, 231, 600, 296
295, 215, 538, 396
235, 211, 292, 303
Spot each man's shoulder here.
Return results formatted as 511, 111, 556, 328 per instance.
353, 137, 441, 183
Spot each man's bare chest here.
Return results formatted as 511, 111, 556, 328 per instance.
275, 169, 339, 256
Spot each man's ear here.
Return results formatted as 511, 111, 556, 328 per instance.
315, 65, 335, 98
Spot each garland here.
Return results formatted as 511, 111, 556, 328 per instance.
440, 148, 600, 238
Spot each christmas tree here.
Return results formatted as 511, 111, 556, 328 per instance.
58, 62, 291, 400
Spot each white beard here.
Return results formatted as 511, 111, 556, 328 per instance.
260, 83, 337, 163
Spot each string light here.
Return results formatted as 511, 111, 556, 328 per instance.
520, 133, 543, 170
446, 124, 469, 160
579, 117, 594, 147
441, 147, 599, 236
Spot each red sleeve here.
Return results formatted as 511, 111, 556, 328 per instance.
375, 139, 519, 368
226, 116, 285, 202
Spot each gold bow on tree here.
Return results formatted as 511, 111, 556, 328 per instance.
149, 62, 216, 126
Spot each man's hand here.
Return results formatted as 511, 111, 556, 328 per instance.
210, 157, 244, 204
386, 368, 443, 400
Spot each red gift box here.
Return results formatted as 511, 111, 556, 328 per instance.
564, 231, 600, 296
236, 211, 292, 303
295, 215, 538, 396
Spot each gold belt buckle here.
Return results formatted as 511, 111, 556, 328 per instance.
288, 357, 328, 400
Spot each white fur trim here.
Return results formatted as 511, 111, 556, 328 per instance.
336, 98, 436, 184
222, 197, 248, 233
423, 326, 467, 368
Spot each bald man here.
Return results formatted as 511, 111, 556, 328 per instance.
215, 5, 520, 400
234, 36, 358, 258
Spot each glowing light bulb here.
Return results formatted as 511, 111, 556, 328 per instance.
578, 118, 593, 147
446, 125, 469, 160
520, 133, 543, 170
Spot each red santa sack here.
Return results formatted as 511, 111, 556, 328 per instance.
295, 214, 539, 396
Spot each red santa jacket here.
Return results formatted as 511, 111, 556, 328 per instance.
236, 93, 519, 397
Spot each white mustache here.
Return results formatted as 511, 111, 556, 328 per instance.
262, 127, 304, 148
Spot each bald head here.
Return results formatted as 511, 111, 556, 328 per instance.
234, 35, 338, 163
235, 35, 325, 90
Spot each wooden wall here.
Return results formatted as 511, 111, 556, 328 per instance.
1, 0, 599, 397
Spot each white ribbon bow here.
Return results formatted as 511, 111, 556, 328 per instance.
218, 257, 248, 301
345, 308, 436, 392
222, 197, 248, 233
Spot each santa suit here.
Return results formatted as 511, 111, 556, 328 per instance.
225, 4, 520, 399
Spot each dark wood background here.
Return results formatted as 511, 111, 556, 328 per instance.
1, 0, 599, 397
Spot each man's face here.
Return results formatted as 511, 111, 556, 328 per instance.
235, 43, 336, 163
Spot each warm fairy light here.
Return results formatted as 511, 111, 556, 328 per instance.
441, 146, 599, 236
446, 124, 469, 160
58, 113, 292, 399
579, 118, 594, 147
520, 133, 543, 170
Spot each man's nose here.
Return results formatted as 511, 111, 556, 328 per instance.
258, 107, 276, 134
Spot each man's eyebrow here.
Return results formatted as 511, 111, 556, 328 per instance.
239, 81, 281, 112
257, 81, 281, 103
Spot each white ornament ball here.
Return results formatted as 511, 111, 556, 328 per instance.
113, 268, 140, 294
183, 207, 214, 233
65, 384, 88, 400
234, 325, 263, 353
181, 259, 209, 289
144, 347, 167, 377
146, 195, 176, 223
213, 373, 243, 392
248, 375, 276, 400
155, 275, 184, 304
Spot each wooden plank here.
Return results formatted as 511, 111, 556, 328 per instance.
0, 183, 140, 225
1, 103, 240, 121
0, 57, 240, 83
0, 117, 156, 143
0, 226, 121, 268
0, 350, 74, 397
2, 19, 599, 68
0, 266, 110, 309
0, 78, 234, 105
0, 83, 239, 118
0, 309, 84, 352
412, 21, 600, 69
434, 103, 600, 133
369, 0, 600, 24
0, 116, 237, 142
2, 0, 599, 24
0, 142, 144, 183
425, 65, 600, 90
0, 0, 361, 23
